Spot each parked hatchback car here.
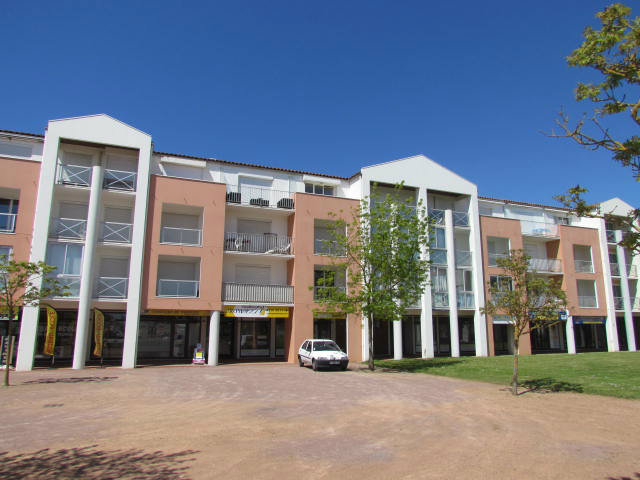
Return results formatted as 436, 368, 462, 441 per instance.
298, 339, 349, 371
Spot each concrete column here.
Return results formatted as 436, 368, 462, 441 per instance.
393, 320, 403, 360
445, 209, 460, 357
566, 316, 576, 354
72, 156, 104, 369
418, 187, 434, 358
208, 311, 220, 366
469, 195, 488, 356
615, 230, 636, 351
362, 314, 370, 361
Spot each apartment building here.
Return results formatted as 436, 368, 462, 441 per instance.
0, 114, 636, 371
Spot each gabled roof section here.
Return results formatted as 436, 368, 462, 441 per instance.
599, 197, 636, 217
50, 113, 151, 138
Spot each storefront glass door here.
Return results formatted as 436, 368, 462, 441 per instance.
239, 319, 271, 357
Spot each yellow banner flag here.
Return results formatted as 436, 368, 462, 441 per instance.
43, 306, 57, 356
93, 309, 105, 357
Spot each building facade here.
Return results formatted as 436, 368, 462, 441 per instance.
0, 115, 636, 371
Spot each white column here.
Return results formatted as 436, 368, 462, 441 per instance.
598, 218, 619, 352
616, 230, 636, 351
418, 187, 434, 358
362, 314, 370, 361
566, 315, 576, 354
208, 311, 221, 366
469, 194, 488, 356
445, 209, 460, 357
72, 156, 104, 369
393, 320, 403, 360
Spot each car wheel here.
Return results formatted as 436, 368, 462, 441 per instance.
341, 364, 348, 371
298, 355, 304, 367
312, 359, 318, 372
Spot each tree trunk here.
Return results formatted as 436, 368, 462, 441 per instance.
512, 338, 519, 396
2, 335, 13, 387
368, 313, 375, 371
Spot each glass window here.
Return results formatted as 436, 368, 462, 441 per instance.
430, 228, 446, 249
456, 269, 473, 291
0, 245, 12, 263
305, 183, 336, 196
431, 266, 448, 292
490, 275, 513, 291
305, 183, 314, 193
46, 243, 83, 275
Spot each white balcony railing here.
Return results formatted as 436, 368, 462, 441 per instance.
160, 226, 202, 246
529, 257, 562, 273
428, 209, 445, 225
52, 218, 87, 239
157, 279, 199, 298
225, 184, 294, 210
313, 285, 346, 301
614, 297, 624, 310
457, 291, 474, 309
430, 248, 447, 265
225, 232, 292, 255
488, 252, 509, 266
0, 212, 17, 233
95, 276, 128, 298
313, 238, 345, 256
432, 291, 449, 308
574, 260, 594, 273
610, 262, 620, 276
455, 250, 472, 267
57, 164, 91, 187
578, 296, 597, 308
453, 211, 469, 227
101, 222, 132, 243
606, 230, 616, 243
103, 169, 137, 191
521, 220, 559, 238
223, 283, 293, 303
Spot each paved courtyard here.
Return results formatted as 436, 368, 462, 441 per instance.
1, 363, 639, 480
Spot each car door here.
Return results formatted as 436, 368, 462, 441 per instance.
300, 341, 311, 364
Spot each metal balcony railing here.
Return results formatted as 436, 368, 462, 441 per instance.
614, 296, 624, 310
157, 279, 200, 298
430, 248, 447, 265
225, 184, 294, 209
578, 295, 597, 308
521, 220, 559, 238
432, 291, 449, 308
628, 265, 638, 278
223, 283, 293, 303
606, 230, 616, 243
610, 262, 620, 276
0, 213, 17, 233
574, 260, 594, 273
453, 211, 469, 227
101, 222, 132, 243
52, 218, 87, 239
95, 276, 128, 298
428, 209, 445, 225
488, 252, 509, 266
225, 232, 292, 255
313, 285, 346, 301
57, 164, 92, 187
455, 250, 472, 267
313, 238, 345, 256
103, 169, 137, 191
529, 257, 562, 273
457, 291, 474, 309
160, 226, 202, 246
47, 274, 81, 297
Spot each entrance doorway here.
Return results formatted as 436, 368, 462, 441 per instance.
313, 318, 346, 352
138, 316, 207, 361
433, 316, 451, 356
493, 323, 513, 355
531, 322, 567, 354
573, 318, 607, 352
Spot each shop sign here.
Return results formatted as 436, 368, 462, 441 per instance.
0, 306, 18, 321
144, 310, 211, 317
43, 306, 58, 356
573, 316, 606, 325
224, 305, 289, 318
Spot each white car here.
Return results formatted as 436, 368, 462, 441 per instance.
298, 339, 349, 371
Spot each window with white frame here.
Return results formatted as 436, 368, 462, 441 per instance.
456, 269, 473, 292
304, 183, 335, 196
577, 279, 598, 308
0, 245, 12, 264
0, 198, 19, 233
46, 243, 83, 276
490, 275, 513, 292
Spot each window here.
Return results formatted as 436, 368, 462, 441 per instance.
46, 243, 83, 276
490, 275, 513, 292
573, 245, 593, 273
456, 269, 473, 291
304, 183, 335, 196
0, 198, 18, 233
0, 245, 11, 264
577, 280, 597, 308
431, 267, 448, 292
430, 228, 446, 248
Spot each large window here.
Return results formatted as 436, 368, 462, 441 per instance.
456, 269, 473, 292
489, 275, 513, 291
487, 237, 510, 266
0, 198, 18, 233
577, 280, 597, 308
305, 183, 335, 196
0, 245, 12, 263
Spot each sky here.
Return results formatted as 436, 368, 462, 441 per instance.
1, 1, 637, 207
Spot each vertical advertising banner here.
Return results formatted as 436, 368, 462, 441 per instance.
93, 309, 105, 357
43, 306, 58, 356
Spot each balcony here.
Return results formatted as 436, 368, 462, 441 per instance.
48, 274, 81, 297
225, 185, 294, 210
610, 262, 620, 276
614, 296, 624, 310
52, 218, 87, 240
455, 250, 472, 267
157, 279, 200, 298
225, 232, 292, 255
100, 222, 132, 243
432, 291, 449, 308
521, 221, 559, 238
453, 211, 469, 227
628, 265, 638, 278
95, 276, 128, 298
529, 257, 562, 273
574, 260, 594, 273
160, 226, 202, 246
430, 248, 447, 265
428, 209, 445, 225
313, 285, 346, 301
0, 212, 16, 233
578, 296, 597, 308
103, 169, 137, 192
457, 291, 474, 309
223, 283, 294, 304
488, 252, 509, 267
606, 230, 616, 243
57, 164, 91, 187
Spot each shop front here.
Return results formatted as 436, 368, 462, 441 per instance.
223, 305, 288, 360
573, 316, 607, 352
313, 315, 347, 352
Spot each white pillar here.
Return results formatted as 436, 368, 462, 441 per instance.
393, 320, 403, 360
566, 316, 576, 354
615, 230, 637, 351
362, 314, 370, 362
208, 311, 220, 366
419, 187, 434, 358
469, 194, 488, 356
445, 209, 460, 357
72, 156, 104, 369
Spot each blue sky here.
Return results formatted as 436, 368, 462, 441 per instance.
1, 1, 637, 206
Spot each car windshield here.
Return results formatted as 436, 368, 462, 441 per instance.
313, 341, 341, 352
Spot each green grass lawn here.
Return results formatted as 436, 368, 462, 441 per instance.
375, 352, 640, 399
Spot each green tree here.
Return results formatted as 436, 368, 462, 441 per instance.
481, 250, 567, 395
0, 254, 68, 386
550, 3, 639, 253
312, 184, 432, 371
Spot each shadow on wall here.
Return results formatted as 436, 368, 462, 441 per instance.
0, 446, 198, 480
519, 377, 584, 394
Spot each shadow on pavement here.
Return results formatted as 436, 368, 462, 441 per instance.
519, 377, 584, 395
22, 376, 118, 385
377, 358, 464, 373
606, 473, 640, 480
0, 446, 198, 480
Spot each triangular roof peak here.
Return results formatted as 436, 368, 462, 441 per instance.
49, 113, 151, 138
599, 197, 636, 217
